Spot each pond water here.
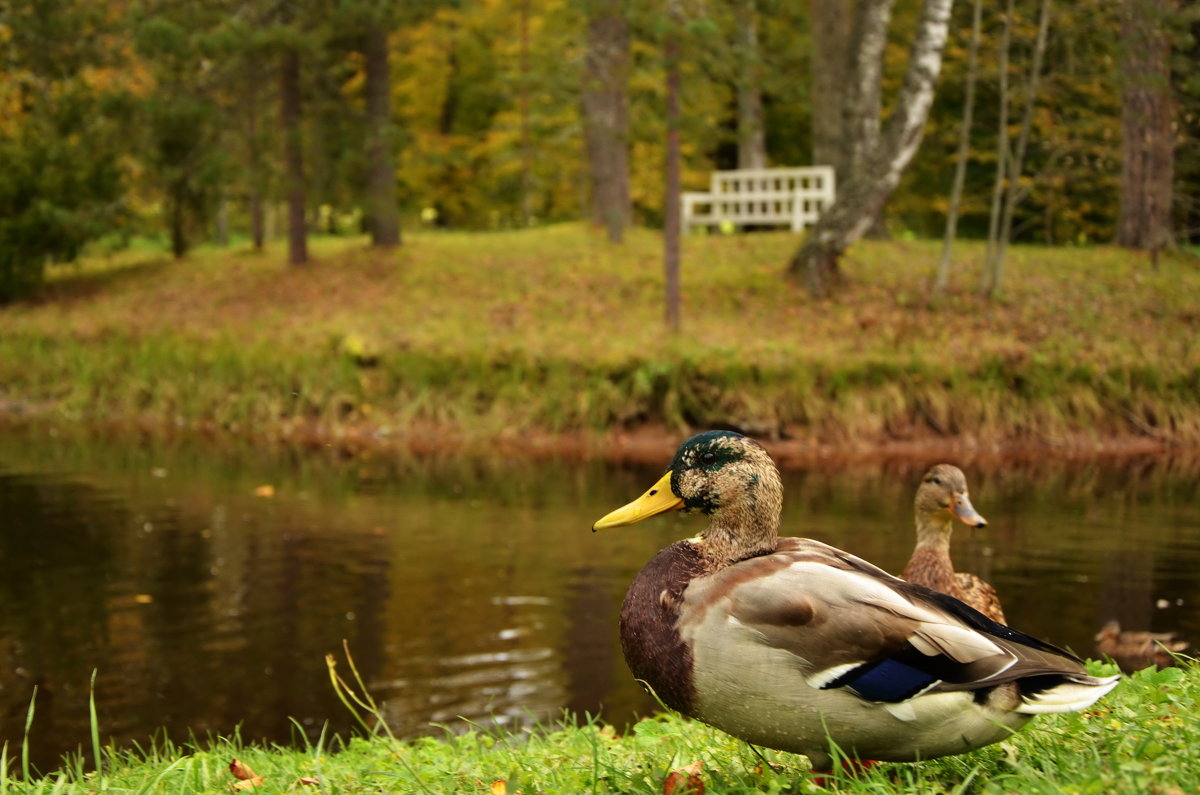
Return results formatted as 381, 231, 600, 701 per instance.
1, 424, 1198, 773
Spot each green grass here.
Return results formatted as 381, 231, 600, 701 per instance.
2, 225, 1199, 449
5, 660, 1199, 793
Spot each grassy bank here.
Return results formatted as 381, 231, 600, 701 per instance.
2, 226, 1198, 453
7, 661, 1198, 793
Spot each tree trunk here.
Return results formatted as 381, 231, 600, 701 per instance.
664, 0, 682, 333
1116, 0, 1175, 251
519, 0, 534, 225
364, 26, 401, 247
844, 0, 893, 183
934, 0, 983, 293
280, 47, 307, 266
736, 0, 766, 170
169, 186, 187, 259
990, 0, 1050, 296
250, 191, 265, 250
846, 0, 895, 239
216, 192, 229, 247
787, 0, 955, 296
980, 0, 1012, 295
244, 55, 266, 251
809, 0, 850, 174
582, 0, 631, 243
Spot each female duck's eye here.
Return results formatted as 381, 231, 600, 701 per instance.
928, 476, 943, 486
699, 451, 717, 466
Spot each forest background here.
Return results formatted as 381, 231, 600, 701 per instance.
2, 0, 1198, 452
5, 0, 1198, 284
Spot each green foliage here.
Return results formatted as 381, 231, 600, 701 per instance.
897, 0, 1125, 244
8, 0, 1194, 250
0, 3, 131, 302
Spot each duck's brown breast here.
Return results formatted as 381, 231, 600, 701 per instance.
618, 541, 707, 715
902, 547, 960, 596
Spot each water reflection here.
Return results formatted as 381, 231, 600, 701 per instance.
0, 424, 1197, 773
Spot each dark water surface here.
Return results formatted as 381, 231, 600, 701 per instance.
1, 425, 1198, 772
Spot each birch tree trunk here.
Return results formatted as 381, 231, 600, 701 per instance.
364, 25, 401, 247
934, 0, 982, 293
844, 0, 893, 184
1116, 0, 1176, 253
582, 0, 631, 243
736, 0, 766, 170
787, 0, 955, 296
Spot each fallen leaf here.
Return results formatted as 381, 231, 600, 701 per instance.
134, 594, 154, 605
663, 760, 704, 795
229, 759, 264, 790
229, 759, 258, 781
490, 780, 508, 795
297, 777, 320, 786
253, 485, 275, 498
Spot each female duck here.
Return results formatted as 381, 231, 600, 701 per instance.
902, 464, 1006, 623
594, 431, 1117, 770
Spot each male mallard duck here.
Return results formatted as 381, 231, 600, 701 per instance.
593, 431, 1118, 770
1094, 620, 1188, 673
902, 464, 1006, 623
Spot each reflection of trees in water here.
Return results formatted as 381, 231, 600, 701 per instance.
0, 466, 398, 772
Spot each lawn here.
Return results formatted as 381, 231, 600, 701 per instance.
8, 660, 1198, 793
1, 225, 1197, 454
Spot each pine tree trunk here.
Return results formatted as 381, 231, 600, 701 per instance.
519, 0, 535, 226
788, 0, 954, 296
935, 0, 982, 293
365, 26, 400, 247
736, 0, 766, 170
809, 0, 850, 174
582, 0, 631, 243
1116, 0, 1175, 251
169, 188, 187, 259
216, 193, 229, 247
250, 192, 265, 250
280, 47, 307, 266
664, 0, 682, 333
244, 56, 266, 251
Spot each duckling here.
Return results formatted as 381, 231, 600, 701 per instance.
1094, 620, 1188, 673
902, 464, 1005, 623
594, 431, 1118, 771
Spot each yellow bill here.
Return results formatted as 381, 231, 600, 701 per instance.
592, 471, 684, 531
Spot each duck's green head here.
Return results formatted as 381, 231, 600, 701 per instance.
592, 430, 780, 532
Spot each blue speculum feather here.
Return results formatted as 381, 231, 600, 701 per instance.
825, 657, 940, 702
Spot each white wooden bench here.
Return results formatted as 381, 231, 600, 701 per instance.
682, 166, 836, 232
